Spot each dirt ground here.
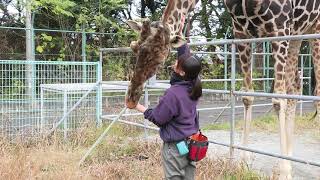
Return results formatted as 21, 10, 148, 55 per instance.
197, 98, 320, 179
204, 130, 320, 179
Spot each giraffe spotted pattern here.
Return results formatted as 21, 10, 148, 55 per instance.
126, 19, 171, 108
224, 0, 320, 179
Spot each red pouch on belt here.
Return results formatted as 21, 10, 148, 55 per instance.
188, 131, 208, 162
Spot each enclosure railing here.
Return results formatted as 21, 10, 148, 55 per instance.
99, 33, 320, 168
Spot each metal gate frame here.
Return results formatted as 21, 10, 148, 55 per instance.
98, 33, 320, 167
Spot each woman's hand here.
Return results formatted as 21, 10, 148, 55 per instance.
135, 103, 147, 113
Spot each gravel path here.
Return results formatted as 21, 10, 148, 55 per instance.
205, 130, 320, 179
196, 98, 319, 179
197, 98, 316, 126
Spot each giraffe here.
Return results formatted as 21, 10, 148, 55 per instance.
224, 0, 320, 179
125, 0, 198, 108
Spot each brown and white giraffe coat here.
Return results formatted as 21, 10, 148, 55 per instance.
126, 19, 171, 108
224, 0, 320, 179
125, 0, 198, 108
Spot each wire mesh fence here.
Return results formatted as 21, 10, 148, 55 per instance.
0, 26, 118, 61
0, 60, 99, 139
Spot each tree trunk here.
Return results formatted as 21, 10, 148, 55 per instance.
141, 0, 146, 18
200, 0, 215, 52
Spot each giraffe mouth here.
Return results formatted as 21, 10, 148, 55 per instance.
125, 84, 143, 109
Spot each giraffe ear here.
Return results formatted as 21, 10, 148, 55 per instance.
170, 35, 187, 48
126, 20, 142, 32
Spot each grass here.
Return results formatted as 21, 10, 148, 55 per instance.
0, 122, 269, 180
203, 113, 320, 138
203, 122, 231, 131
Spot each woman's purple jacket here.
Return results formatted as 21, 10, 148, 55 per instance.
144, 81, 199, 142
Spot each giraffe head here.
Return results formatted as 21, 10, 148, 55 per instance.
127, 0, 198, 48
124, 0, 199, 109
126, 19, 171, 109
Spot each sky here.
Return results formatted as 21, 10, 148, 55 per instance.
0, 0, 20, 16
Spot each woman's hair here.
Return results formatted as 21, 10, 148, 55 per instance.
177, 56, 202, 100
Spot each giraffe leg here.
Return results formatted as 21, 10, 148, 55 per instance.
237, 43, 254, 161
311, 20, 320, 122
284, 40, 302, 180
271, 40, 293, 180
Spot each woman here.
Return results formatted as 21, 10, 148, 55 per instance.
135, 44, 202, 180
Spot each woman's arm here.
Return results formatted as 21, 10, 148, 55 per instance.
134, 90, 178, 127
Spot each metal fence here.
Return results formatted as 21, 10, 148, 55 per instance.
98, 33, 320, 169
0, 60, 100, 139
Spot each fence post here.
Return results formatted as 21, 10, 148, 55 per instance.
300, 55, 304, 116
308, 47, 312, 95
31, 14, 36, 101
266, 42, 270, 92
230, 43, 236, 159
82, 30, 87, 83
251, 43, 255, 80
97, 52, 103, 127
40, 86, 44, 133
224, 28, 230, 92
263, 42, 266, 92
63, 90, 68, 140
144, 82, 149, 139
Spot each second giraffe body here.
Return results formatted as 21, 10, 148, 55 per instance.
224, 0, 320, 179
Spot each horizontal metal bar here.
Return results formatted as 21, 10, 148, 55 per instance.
101, 100, 313, 119
103, 117, 159, 131
209, 140, 231, 147
148, 77, 310, 83
201, 77, 310, 82
197, 101, 312, 112
0, 26, 115, 35
0, 60, 99, 65
101, 47, 131, 53
101, 47, 313, 57
189, 33, 320, 46
101, 113, 142, 118
101, 80, 130, 84
233, 145, 320, 167
208, 140, 320, 167
100, 48, 313, 57
234, 91, 320, 101
203, 89, 230, 94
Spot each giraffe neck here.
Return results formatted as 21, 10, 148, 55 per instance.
161, 0, 197, 39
